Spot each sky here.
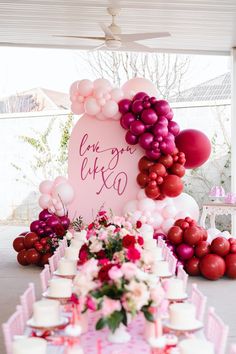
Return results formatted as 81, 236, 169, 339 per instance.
0, 46, 231, 98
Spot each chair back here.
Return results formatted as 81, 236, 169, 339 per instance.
177, 264, 189, 290
2, 306, 24, 354
20, 282, 35, 322
166, 252, 177, 275
205, 307, 229, 354
190, 283, 207, 322
40, 264, 51, 292
157, 237, 165, 249
48, 253, 59, 273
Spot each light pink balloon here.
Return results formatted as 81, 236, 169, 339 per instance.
78, 79, 94, 96
94, 78, 111, 90
55, 208, 66, 217
98, 98, 106, 106
69, 80, 80, 96
101, 100, 118, 118
93, 87, 106, 99
110, 88, 124, 102
48, 205, 56, 214
54, 176, 68, 186
112, 112, 121, 121
152, 212, 164, 229
39, 180, 53, 194
39, 194, 51, 209
162, 218, 175, 234
71, 102, 85, 115
162, 205, 177, 219
84, 97, 101, 115
55, 183, 75, 204
122, 77, 158, 98
96, 112, 107, 120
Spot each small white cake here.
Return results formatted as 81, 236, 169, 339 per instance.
70, 238, 84, 250
152, 260, 171, 276
179, 339, 214, 354
151, 247, 163, 261
144, 238, 157, 250
13, 337, 47, 354
166, 278, 186, 299
169, 303, 198, 329
65, 246, 80, 261
32, 299, 60, 327
57, 258, 77, 275
48, 278, 72, 298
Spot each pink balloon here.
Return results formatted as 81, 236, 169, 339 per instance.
141, 108, 158, 125
55, 183, 75, 204
84, 97, 101, 115
39, 194, 51, 209
55, 208, 66, 217
122, 78, 158, 98
39, 180, 53, 194
130, 120, 146, 136
176, 243, 194, 260
101, 100, 118, 118
69, 80, 80, 96
132, 100, 144, 114
166, 109, 174, 120
71, 102, 85, 115
78, 79, 94, 96
94, 78, 111, 90
133, 92, 148, 101
118, 99, 132, 114
153, 123, 168, 137
168, 121, 180, 136
54, 176, 67, 187
110, 88, 124, 102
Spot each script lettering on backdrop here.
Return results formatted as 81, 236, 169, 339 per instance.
68, 114, 143, 222
79, 133, 135, 196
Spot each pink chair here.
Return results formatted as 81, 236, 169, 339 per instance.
190, 283, 207, 322
20, 282, 35, 322
230, 344, 236, 354
2, 306, 25, 354
205, 307, 229, 354
157, 237, 165, 249
166, 252, 177, 275
177, 265, 189, 290
48, 253, 59, 273
40, 264, 51, 292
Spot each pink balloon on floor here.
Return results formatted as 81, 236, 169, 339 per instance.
122, 77, 158, 98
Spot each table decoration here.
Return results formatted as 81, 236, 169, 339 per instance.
178, 338, 214, 354
12, 337, 47, 354
209, 186, 225, 202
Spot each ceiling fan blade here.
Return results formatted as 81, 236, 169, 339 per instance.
99, 22, 116, 39
122, 42, 158, 53
119, 32, 171, 42
53, 35, 105, 41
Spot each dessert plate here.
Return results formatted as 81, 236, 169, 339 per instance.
27, 316, 69, 331
164, 320, 203, 334
42, 291, 71, 304
53, 270, 76, 279
166, 293, 188, 302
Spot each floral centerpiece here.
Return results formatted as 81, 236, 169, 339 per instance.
73, 258, 164, 342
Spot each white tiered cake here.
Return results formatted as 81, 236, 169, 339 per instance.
166, 278, 186, 299
57, 258, 77, 276
48, 278, 72, 298
13, 338, 47, 354
32, 299, 60, 327
179, 338, 214, 354
168, 303, 201, 330
152, 260, 171, 276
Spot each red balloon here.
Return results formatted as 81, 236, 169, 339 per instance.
138, 156, 154, 172
174, 219, 185, 228
211, 237, 230, 257
13, 237, 25, 252
24, 232, 39, 249
17, 249, 29, 266
39, 253, 53, 267
225, 254, 236, 278
145, 186, 160, 199
175, 129, 211, 169
158, 154, 173, 168
195, 241, 211, 258
230, 244, 236, 254
229, 238, 236, 245
199, 254, 225, 280
26, 248, 41, 265
167, 226, 183, 245
137, 172, 149, 187
170, 163, 185, 177
176, 243, 194, 260
185, 257, 200, 276
183, 226, 203, 246
161, 175, 183, 198
149, 163, 166, 177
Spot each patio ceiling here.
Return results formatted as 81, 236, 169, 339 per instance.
0, 0, 236, 55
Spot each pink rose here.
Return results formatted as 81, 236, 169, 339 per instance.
86, 296, 97, 311
102, 297, 121, 317
108, 266, 123, 281
121, 262, 137, 279
127, 247, 141, 262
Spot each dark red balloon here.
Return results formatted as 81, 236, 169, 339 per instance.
138, 156, 154, 172
145, 185, 160, 199
160, 175, 183, 198
174, 219, 185, 228
13, 237, 25, 252
60, 216, 70, 230
225, 254, 236, 278
167, 226, 183, 245
170, 163, 185, 177
199, 254, 225, 280
195, 241, 211, 258
137, 172, 149, 187
24, 232, 39, 249
158, 154, 173, 168
149, 163, 166, 177
230, 244, 236, 254
211, 237, 230, 257
183, 226, 203, 246
185, 257, 200, 276
175, 129, 211, 169
39, 253, 53, 267
26, 248, 41, 265
39, 209, 53, 221
17, 249, 29, 266
30, 220, 41, 233
19, 231, 28, 236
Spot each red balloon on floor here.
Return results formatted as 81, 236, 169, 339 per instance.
225, 254, 236, 278
185, 257, 201, 276
211, 237, 230, 257
17, 249, 29, 266
199, 254, 225, 280
175, 129, 211, 169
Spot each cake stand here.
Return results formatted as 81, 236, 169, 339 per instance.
164, 320, 203, 336
42, 291, 71, 305
53, 270, 76, 280
27, 316, 69, 331
166, 294, 188, 304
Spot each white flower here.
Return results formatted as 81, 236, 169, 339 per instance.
135, 268, 149, 281
81, 258, 98, 277
73, 274, 97, 297
106, 225, 116, 233
119, 228, 130, 237
126, 280, 150, 311
89, 237, 103, 253
74, 230, 87, 242
141, 249, 155, 265
66, 231, 73, 241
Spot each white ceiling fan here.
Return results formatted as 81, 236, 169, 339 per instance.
55, 7, 171, 52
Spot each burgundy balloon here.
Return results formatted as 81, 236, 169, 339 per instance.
160, 139, 175, 154
143, 101, 151, 109
150, 97, 157, 105
36, 228, 45, 237
153, 123, 168, 137
125, 131, 139, 145
46, 215, 60, 228
39, 221, 46, 229
118, 99, 132, 114
139, 132, 154, 150
158, 116, 168, 126
146, 149, 161, 161
60, 216, 70, 230
132, 100, 144, 114
176, 243, 194, 261
153, 233, 166, 240
166, 109, 174, 120
120, 112, 136, 130
154, 100, 171, 116
168, 121, 180, 136
133, 92, 148, 101
130, 120, 146, 136
44, 226, 53, 235
39, 209, 52, 222
141, 108, 158, 125
30, 220, 41, 233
